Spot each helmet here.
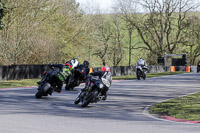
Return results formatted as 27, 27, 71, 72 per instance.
65, 61, 72, 68
83, 60, 89, 67
101, 66, 110, 72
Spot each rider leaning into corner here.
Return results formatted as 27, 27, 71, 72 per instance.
47, 57, 79, 93
81, 63, 112, 101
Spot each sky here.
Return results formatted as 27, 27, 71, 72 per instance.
76, 0, 115, 13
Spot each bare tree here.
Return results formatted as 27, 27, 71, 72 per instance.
119, 0, 200, 60
92, 15, 112, 65
109, 14, 124, 66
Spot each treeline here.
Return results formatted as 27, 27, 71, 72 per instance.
0, 0, 200, 67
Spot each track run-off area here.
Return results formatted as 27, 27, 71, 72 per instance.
0, 73, 200, 133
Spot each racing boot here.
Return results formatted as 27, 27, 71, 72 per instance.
81, 81, 89, 92
81, 77, 90, 92
55, 86, 62, 93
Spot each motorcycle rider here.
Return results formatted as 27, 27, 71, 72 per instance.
48, 57, 79, 93
137, 57, 147, 66
136, 57, 148, 74
65, 60, 90, 90
82, 60, 90, 79
81, 65, 111, 100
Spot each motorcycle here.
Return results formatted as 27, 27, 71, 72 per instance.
74, 71, 112, 107
65, 64, 88, 90
35, 66, 62, 98
136, 65, 147, 80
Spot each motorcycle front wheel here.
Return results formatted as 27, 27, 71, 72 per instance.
74, 97, 80, 104
35, 83, 51, 98
137, 71, 141, 80
143, 73, 146, 80
35, 88, 43, 98
81, 90, 99, 107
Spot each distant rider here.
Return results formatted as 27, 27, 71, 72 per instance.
136, 57, 148, 73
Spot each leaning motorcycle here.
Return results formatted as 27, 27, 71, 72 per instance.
35, 66, 61, 98
74, 72, 112, 107
65, 64, 87, 90
136, 65, 147, 80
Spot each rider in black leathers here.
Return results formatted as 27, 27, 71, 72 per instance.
81, 65, 111, 100
65, 60, 90, 90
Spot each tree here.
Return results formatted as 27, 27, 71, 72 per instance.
118, 0, 200, 64
109, 14, 124, 66
92, 15, 112, 65
0, 0, 6, 29
182, 15, 200, 65
0, 0, 84, 65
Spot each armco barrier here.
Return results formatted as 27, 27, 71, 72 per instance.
0, 65, 196, 81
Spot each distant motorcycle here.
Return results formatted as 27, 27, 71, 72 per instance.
136, 65, 148, 80
35, 66, 62, 98
74, 72, 112, 107
65, 64, 88, 90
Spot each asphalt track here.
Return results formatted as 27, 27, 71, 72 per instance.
0, 73, 200, 133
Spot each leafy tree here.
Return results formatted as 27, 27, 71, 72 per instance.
0, 0, 6, 29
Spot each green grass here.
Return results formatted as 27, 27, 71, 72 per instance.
150, 92, 200, 121
0, 79, 39, 88
112, 71, 186, 80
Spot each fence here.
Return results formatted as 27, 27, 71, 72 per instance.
0, 65, 197, 81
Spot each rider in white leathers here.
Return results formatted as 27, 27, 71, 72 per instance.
136, 58, 148, 77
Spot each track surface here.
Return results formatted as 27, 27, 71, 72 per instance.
0, 73, 200, 133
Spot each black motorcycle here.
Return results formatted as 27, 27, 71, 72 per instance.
35, 66, 62, 98
136, 65, 147, 80
74, 72, 112, 107
65, 64, 88, 90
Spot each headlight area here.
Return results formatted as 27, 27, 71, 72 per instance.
95, 81, 104, 89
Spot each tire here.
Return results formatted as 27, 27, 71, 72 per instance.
35, 83, 50, 98
143, 73, 146, 80
74, 97, 80, 104
42, 83, 51, 94
81, 90, 99, 107
35, 89, 43, 98
65, 84, 71, 90
137, 71, 141, 80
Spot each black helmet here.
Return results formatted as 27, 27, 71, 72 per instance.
83, 60, 89, 67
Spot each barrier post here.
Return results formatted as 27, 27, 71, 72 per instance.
170, 66, 175, 72
186, 66, 190, 72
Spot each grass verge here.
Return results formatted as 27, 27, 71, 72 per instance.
150, 92, 200, 121
112, 71, 185, 80
0, 71, 186, 88
0, 79, 39, 88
